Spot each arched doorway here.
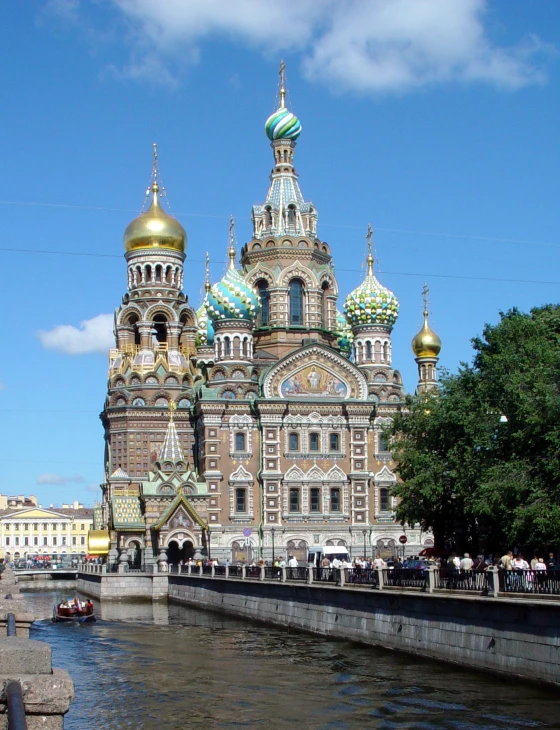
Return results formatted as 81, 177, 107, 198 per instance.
128, 540, 142, 568
167, 539, 194, 565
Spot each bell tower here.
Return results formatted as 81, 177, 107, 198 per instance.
241, 62, 338, 359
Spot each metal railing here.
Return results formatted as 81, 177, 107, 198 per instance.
437, 568, 489, 593
499, 568, 560, 594
383, 568, 428, 590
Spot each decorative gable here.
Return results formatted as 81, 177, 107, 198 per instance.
263, 344, 368, 400
374, 465, 396, 483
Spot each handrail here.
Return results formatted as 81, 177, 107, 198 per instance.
6, 681, 28, 730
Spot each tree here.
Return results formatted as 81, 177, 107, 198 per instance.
388, 305, 560, 554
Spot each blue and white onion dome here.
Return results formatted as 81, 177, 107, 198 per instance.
206, 251, 259, 322
336, 310, 354, 353
196, 301, 215, 346
344, 254, 399, 328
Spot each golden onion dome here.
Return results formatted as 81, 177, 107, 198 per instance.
412, 310, 442, 358
124, 182, 186, 254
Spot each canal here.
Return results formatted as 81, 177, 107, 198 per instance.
23, 589, 560, 730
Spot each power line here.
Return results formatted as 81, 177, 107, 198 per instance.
0, 246, 558, 286
1, 198, 559, 249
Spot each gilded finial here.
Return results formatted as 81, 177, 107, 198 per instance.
279, 59, 286, 108
204, 252, 211, 292
151, 142, 159, 195
228, 215, 236, 269
168, 399, 177, 421
366, 223, 374, 276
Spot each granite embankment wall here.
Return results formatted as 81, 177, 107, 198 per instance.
77, 573, 168, 600
168, 575, 560, 687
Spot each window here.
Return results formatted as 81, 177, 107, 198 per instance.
309, 432, 320, 451
14, 524, 19, 530
235, 432, 246, 452
378, 433, 388, 452
81, 536, 85, 546
43, 537, 47, 546
289, 279, 304, 325
72, 537, 77, 546
52, 537, 57, 546
257, 280, 270, 326
224, 337, 231, 356
5, 537, 9, 546
15, 537, 19, 546
310, 488, 320, 512
62, 537, 67, 546
329, 433, 340, 451
24, 523, 28, 531
289, 488, 300, 512
72, 524, 76, 530
235, 488, 246, 513
380, 488, 390, 512
331, 488, 341, 512
34, 537, 38, 546
43, 523, 47, 530
24, 537, 29, 546
33, 523, 38, 530
366, 341, 372, 360
81, 524, 85, 531
289, 432, 299, 451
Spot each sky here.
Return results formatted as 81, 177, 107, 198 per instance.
1, 1, 559, 507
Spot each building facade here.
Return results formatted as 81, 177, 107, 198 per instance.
0, 500, 93, 562
98, 71, 441, 567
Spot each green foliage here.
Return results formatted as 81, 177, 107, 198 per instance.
388, 305, 560, 553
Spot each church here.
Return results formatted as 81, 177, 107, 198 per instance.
96, 66, 442, 568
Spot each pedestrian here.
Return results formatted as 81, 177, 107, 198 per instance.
460, 553, 473, 571
500, 550, 513, 570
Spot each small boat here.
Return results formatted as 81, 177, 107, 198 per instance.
52, 599, 96, 623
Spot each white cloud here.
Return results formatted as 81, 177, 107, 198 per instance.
105, 0, 550, 92
37, 473, 86, 486
38, 314, 114, 355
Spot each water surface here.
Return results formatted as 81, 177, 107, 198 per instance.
24, 590, 560, 730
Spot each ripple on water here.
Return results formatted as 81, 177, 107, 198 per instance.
19, 591, 560, 730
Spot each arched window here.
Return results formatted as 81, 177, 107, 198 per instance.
330, 488, 341, 512
155, 265, 162, 282
236, 489, 247, 513
265, 206, 272, 228
309, 433, 320, 451
287, 205, 296, 227
289, 279, 304, 325
153, 314, 167, 343
256, 280, 270, 326
321, 282, 330, 329
329, 433, 340, 452
366, 342, 372, 360
224, 337, 231, 357
378, 433, 388, 452
235, 432, 246, 452
289, 432, 299, 451
383, 342, 389, 362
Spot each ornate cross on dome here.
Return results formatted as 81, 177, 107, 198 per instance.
422, 283, 429, 315
168, 399, 177, 421
228, 215, 236, 269
279, 59, 286, 108
152, 142, 158, 182
366, 223, 374, 276
204, 251, 211, 293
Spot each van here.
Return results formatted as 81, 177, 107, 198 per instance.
307, 546, 350, 568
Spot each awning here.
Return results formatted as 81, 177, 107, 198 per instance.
88, 530, 110, 556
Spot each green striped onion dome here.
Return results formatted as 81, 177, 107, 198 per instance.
336, 310, 354, 354
344, 274, 399, 328
196, 300, 214, 346
207, 267, 259, 322
265, 106, 302, 141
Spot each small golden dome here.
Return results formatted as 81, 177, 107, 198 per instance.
412, 311, 442, 358
124, 182, 186, 254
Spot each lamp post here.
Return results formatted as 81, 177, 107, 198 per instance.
271, 528, 276, 563
207, 529, 211, 561
362, 529, 368, 560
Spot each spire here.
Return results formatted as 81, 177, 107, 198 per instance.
158, 400, 185, 464
412, 284, 441, 393
228, 215, 236, 270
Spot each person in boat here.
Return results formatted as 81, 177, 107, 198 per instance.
86, 599, 94, 614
